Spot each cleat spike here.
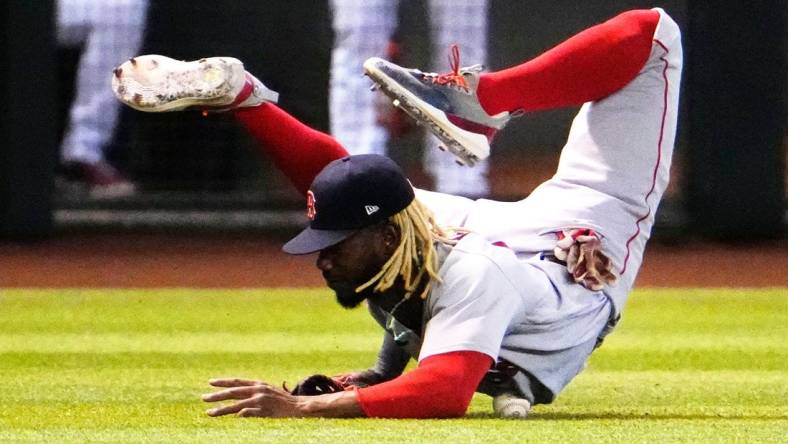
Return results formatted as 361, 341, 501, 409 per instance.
392, 99, 401, 108
437, 145, 447, 152
455, 159, 466, 166
130, 57, 137, 66
369, 84, 379, 91
113, 67, 122, 79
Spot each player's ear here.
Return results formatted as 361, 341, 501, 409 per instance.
380, 223, 401, 255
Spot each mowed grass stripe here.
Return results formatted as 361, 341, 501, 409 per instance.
0, 332, 381, 353
2, 367, 785, 410
0, 288, 378, 334
1, 331, 785, 352
1, 347, 784, 372
0, 351, 374, 372
0, 411, 785, 444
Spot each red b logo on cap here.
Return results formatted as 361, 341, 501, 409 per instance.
306, 191, 316, 221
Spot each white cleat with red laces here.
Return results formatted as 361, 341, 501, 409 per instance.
112, 55, 278, 112
363, 46, 511, 166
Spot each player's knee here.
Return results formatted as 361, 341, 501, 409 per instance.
653, 8, 682, 48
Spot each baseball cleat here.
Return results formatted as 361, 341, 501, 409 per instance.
363, 46, 510, 166
492, 393, 531, 419
112, 55, 278, 112
60, 160, 136, 199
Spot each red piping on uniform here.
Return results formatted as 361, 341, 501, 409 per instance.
621, 38, 670, 275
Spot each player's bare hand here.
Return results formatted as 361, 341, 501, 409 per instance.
554, 229, 618, 291
203, 378, 303, 418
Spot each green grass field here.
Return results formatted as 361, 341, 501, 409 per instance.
0, 288, 785, 443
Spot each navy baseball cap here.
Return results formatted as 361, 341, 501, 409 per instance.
283, 154, 415, 255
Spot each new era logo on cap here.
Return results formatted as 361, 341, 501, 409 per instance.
365, 205, 380, 215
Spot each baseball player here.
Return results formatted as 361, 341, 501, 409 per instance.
113, 8, 681, 418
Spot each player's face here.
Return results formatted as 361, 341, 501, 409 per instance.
316, 223, 400, 308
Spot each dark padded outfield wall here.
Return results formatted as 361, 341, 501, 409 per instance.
4, 1, 782, 238
0, 1, 57, 238
686, 1, 785, 239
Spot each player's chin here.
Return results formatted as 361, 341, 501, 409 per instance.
331, 283, 368, 309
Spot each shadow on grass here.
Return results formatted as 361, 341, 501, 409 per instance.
465, 412, 787, 421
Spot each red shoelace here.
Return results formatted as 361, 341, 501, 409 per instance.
431, 44, 469, 90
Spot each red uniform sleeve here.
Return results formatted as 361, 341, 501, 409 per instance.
356, 350, 492, 418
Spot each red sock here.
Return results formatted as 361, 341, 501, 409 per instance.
477, 9, 660, 114
234, 104, 348, 196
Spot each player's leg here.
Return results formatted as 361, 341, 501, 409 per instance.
424, 0, 490, 196
363, 9, 663, 166
235, 105, 349, 195
519, 9, 681, 285
329, 0, 397, 155
499, 10, 681, 405
367, 9, 679, 271
57, 0, 148, 196
474, 10, 662, 114
113, 56, 348, 196
471, 9, 680, 300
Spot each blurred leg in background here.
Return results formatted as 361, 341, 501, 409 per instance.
330, 0, 489, 197
329, 0, 397, 157
423, 0, 489, 197
57, 0, 148, 198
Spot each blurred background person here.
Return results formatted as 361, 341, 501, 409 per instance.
57, 0, 148, 198
330, 0, 491, 197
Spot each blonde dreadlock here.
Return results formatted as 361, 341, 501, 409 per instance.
354, 198, 467, 300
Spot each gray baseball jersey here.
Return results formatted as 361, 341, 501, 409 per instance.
369, 232, 612, 402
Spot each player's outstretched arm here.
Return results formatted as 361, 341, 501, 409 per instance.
202, 350, 490, 418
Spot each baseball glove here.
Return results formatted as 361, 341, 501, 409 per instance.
285, 374, 346, 396
554, 228, 618, 291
